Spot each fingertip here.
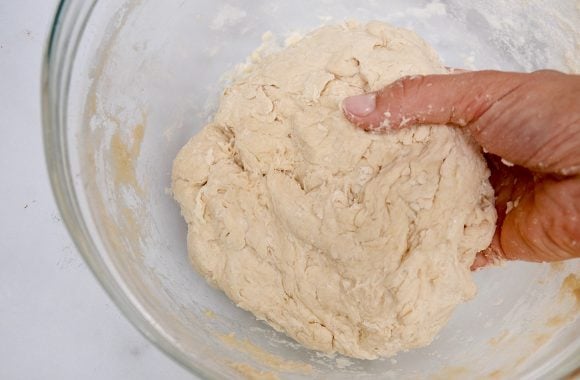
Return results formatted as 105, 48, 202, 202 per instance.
342, 93, 377, 118
470, 252, 490, 271
341, 111, 371, 131
341, 92, 395, 131
341, 98, 379, 131
471, 234, 506, 271
341, 102, 362, 126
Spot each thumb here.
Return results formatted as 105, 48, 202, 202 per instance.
342, 70, 580, 175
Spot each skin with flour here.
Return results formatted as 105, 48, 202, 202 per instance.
172, 21, 497, 359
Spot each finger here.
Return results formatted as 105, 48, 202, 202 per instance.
485, 154, 535, 227
471, 155, 535, 270
471, 252, 490, 270
342, 70, 580, 175
500, 176, 580, 262
342, 71, 526, 130
473, 155, 580, 267
471, 232, 503, 271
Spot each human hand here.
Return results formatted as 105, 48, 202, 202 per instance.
342, 70, 580, 268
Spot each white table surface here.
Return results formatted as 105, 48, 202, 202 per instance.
0, 2, 194, 379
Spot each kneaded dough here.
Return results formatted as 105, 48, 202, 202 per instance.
172, 21, 496, 359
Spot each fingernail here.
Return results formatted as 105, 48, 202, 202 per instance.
342, 93, 377, 117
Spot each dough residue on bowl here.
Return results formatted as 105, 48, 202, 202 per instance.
172, 21, 496, 359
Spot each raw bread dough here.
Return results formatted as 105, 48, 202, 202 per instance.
172, 21, 496, 359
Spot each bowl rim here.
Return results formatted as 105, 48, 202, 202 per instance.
41, 1, 221, 378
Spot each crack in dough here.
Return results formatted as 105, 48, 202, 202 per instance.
172, 21, 497, 359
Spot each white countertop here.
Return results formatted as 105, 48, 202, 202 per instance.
0, 2, 194, 379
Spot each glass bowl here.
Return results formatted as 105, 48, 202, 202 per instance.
42, 0, 579, 378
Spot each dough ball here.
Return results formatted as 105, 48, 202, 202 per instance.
172, 21, 496, 359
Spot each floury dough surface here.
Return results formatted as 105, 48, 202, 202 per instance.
172, 21, 497, 359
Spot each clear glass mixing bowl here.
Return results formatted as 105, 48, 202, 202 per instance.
43, 0, 579, 378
